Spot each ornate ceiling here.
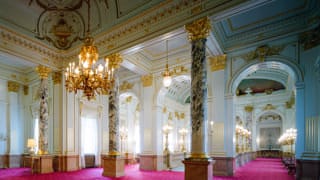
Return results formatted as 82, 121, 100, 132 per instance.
0, 0, 318, 102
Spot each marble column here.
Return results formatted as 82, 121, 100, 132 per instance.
102, 53, 124, 178
183, 17, 214, 180
35, 65, 51, 155
108, 78, 120, 156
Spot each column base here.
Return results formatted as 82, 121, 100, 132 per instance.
101, 155, 125, 177
183, 158, 214, 180
32, 155, 53, 174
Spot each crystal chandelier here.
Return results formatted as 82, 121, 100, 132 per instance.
64, 1, 122, 100
162, 40, 172, 87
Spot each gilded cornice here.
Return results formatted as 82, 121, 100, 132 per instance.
185, 17, 211, 41
209, 54, 226, 71
119, 81, 134, 91
7, 81, 20, 92
0, 27, 63, 69
240, 45, 285, 62
141, 74, 153, 87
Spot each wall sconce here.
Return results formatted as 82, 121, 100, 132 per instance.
119, 126, 128, 154
209, 120, 214, 135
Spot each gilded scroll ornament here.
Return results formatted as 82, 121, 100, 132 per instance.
241, 45, 285, 62
185, 17, 211, 41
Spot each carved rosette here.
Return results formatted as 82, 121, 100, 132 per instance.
35, 65, 51, 155
185, 17, 211, 159
108, 77, 120, 156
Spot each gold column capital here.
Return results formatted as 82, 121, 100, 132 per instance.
52, 72, 62, 85
185, 17, 211, 41
141, 74, 153, 87
7, 81, 19, 92
23, 85, 29, 95
35, 65, 51, 79
244, 105, 254, 112
105, 53, 123, 69
209, 54, 227, 71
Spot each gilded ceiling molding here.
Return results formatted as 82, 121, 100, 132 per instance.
0, 27, 62, 68
209, 54, 226, 72
240, 44, 285, 62
95, 0, 245, 55
244, 105, 254, 113
119, 81, 133, 91
52, 72, 62, 85
185, 16, 211, 41
35, 65, 51, 79
23, 85, 29, 95
7, 81, 20, 92
141, 74, 153, 87
300, 24, 320, 50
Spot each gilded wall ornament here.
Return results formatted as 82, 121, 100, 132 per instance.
185, 17, 211, 41
263, 104, 276, 111
7, 81, 20, 92
241, 45, 285, 62
244, 105, 254, 112
23, 85, 29, 95
141, 74, 153, 87
209, 54, 227, 71
119, 81, 133, 91
52, 72, 62, 84
171, 65, 188, 76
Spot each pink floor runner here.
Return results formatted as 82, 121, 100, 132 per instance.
0, 158, 294, 180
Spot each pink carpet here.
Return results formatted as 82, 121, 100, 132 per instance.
0, 158, 294, 180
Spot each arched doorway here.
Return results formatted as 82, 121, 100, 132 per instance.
157, 75, 191, 169
229, 59, 303, 165
119, 92, 140, 162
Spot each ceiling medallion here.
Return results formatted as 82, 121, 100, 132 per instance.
30, 0, 108, 50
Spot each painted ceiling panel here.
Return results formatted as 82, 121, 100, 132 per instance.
237, 79, 285, 96
228, 0, 306, 34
